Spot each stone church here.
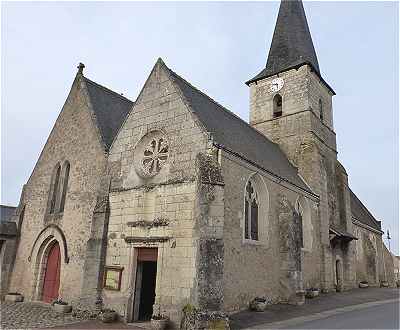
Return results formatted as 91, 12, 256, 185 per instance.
1, 0, 395, 327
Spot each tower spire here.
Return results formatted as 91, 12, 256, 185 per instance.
247, 0, 320, 85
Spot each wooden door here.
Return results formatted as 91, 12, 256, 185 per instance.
42, 242, 61, 303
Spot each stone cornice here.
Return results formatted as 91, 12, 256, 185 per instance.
352, 217, 383, 235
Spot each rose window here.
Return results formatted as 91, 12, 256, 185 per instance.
141, 137, 169, 176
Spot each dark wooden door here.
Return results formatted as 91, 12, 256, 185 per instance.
42, 242, 61, 303
138, 261, 157, 320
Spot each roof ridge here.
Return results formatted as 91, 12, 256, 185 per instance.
166, 67, 285, 151
167, 67, 244, 123
83, 77, 134, 104
349, 188, 380, 226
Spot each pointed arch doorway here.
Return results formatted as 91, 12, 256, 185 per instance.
42, 242, 61, 303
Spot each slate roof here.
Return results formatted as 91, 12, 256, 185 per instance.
84, 77, 134, 151
350, 189, 382, 232
0, 205, 16, 223
0, 221, 17, 237
248, 0, 319, 83
165, 64, 312, 194
329, 226, 357, 242
246, 0, 334, 94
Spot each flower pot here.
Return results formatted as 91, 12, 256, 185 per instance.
249, 300, 267, 312
53, 303, 72, 313
359, 282, 369, 288
99, 311, 118, 323
151, 318, 168, 330
5, 293, 24, 302
380, 281, 389, 288
305, 290, 319, 299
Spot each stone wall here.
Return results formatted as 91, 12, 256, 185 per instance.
220, 151, 311, 312
248, 64, 357, 292
353, 224, 382, 285
382, 244, 396, 287
353, 223, 396, 287
103, 60, 212, 327
8, 75, 108, 305
249, 65, 334, 130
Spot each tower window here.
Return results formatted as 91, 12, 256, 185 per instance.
319, 99, 324, 121
273, 94, 282, 118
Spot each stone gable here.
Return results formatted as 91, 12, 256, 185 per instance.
9, 74, 108, 305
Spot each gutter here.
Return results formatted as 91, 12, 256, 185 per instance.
213, 143, 319, 201
352, 217, 384, 235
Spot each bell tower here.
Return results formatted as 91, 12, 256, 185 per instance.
247, 0, 335, 137
247, 0, 337, 189
247, 0, 356, 291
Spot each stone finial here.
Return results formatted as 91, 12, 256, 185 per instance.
77, 62, 85, 75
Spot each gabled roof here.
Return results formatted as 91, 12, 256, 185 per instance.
165, 63, 312, 194
0, 205, 16, 223
83, 77, 134, 151
350, 189, 382, 232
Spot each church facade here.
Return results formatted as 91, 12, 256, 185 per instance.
1, 0, 395, 328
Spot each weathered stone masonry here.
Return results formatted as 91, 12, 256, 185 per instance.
2, 2, 396, 330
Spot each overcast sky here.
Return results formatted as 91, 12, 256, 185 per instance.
1, 1, 398, 253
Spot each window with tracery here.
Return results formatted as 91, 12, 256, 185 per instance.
296, 200, 304, 248
142, 137, 169, 177
244, 180, 259, 240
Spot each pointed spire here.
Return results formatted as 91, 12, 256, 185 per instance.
247, 0, 320, 85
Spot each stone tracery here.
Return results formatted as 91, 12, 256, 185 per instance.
142, 137, 169, 176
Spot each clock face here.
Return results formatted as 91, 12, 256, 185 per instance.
270, 78, 284, 92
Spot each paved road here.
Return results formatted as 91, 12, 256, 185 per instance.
231, 288, 399, 330
285, 300, 399, 329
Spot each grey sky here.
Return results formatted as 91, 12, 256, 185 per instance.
1, 1, 398, 253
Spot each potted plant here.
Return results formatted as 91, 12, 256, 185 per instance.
151, 314, 169, 330
359, 281, 369, 288
52, 298, 72, 313
249, 297, 268, 312
5, 292, 24, 302
99, 308, 118, 323
305, 288, 319, 299
397, 281, 400, 288
380, 281, 389, 288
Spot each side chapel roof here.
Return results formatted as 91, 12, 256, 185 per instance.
82, 74, 134, 151
350, 189, 382, 232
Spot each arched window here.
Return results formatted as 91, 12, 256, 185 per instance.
59, 161, 70, 213
273, 94, 283, 118
296, 200, 304, 248
244, 180, 259, 240
319, 99, 324, 121
296, 197, 313, 251
50, 164, 61, 214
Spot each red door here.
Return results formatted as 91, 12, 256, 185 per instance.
42, 242, 61, 303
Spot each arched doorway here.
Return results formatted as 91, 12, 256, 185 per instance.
42, 242, 61, 303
